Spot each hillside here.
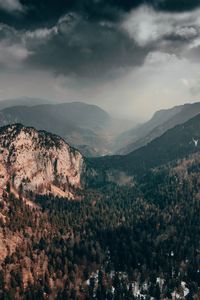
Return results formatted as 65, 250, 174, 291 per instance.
91, 112, 200, 177
117, 102, 200, 154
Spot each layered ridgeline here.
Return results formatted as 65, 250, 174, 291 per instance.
1, 107, 200, 196
0, 102, 112, 157
0, 124, 85, 199
1, 99, 200, 158
117, 101, 200, 154
90, 112, 200, 180
0, 97, 56, 110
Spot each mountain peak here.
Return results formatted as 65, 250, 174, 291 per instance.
0, 124, 85, 199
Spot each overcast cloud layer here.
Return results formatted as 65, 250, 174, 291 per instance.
1, 0, 200, 120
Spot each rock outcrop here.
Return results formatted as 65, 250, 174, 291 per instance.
0, 124, 85, 198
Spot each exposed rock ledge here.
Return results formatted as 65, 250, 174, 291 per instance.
0, 124, 85, 199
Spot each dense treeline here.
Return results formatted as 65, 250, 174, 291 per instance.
0, 157, 200, 299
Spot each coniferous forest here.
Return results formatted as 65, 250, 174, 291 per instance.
0, 153, 200, 300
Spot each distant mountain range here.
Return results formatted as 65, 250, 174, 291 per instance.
1, 98, 200, 159
117, 102, 200, 154
0, 97, 56, 110
91, 111, 200, 179
0, 101, 113, 157
3, 112, 200, 197
0, 98, 136, 157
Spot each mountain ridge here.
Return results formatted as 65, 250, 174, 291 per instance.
90, 111, 200, 180
117, 101, 200, 154
0, 101, 112, 157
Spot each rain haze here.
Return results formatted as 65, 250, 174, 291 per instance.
1, 0, 200, 121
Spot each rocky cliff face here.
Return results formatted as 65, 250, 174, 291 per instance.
0, 124, 85, 198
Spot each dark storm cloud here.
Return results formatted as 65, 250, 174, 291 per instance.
24, 14, 151, 78
92, 0, 200, 13
1, 0, 200, 79
1, 0, 200, 29
151, 0, 200, 12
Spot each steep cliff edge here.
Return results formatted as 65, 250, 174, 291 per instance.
0, 124, 85, 199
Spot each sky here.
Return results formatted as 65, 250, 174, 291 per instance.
1, 0, 200, 121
